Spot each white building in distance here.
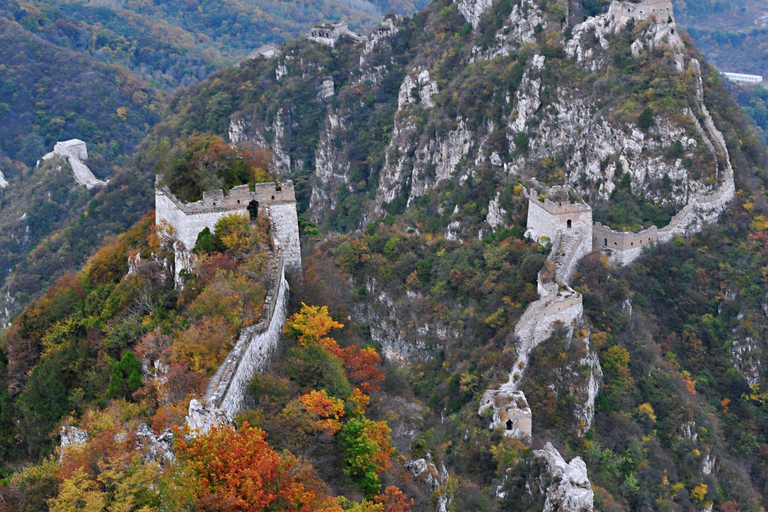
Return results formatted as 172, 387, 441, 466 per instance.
721, 72, 763, 85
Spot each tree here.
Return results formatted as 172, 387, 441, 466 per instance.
284, 303, 344, 346
638, 107, 655, 130
173, 422, 323, 511
299, 389, 345, 435
374, 487, 414, 512
47, 469, 105, 512
107, 352, 143, 400
20, 133, 46, 166
213, 214, 254, 255
337, 418, 395, 497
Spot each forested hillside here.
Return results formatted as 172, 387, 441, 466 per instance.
0, 0, 428, 324
3, 0, 768, 510
1, 0, 428, 91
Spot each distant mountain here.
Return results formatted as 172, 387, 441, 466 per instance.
1, 0, 430, 91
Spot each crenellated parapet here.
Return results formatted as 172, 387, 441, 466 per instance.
593, 223, 658, 266
155, 181, 301, 285
610, 0, 675, 26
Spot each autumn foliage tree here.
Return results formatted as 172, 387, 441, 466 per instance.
173, 422, 337, 512
337, 418, 394, 497
285, 304, 383, 393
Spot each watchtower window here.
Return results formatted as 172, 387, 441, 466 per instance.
247, 200, 259, 221
505, 419, 513, 431
604, 238, 608, 247
567, 219, 572, 229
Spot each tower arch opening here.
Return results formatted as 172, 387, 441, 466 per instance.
247, 200, 259, 220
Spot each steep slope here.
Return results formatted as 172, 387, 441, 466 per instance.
3, 0, 768, 510
160, 0, 731, 236
0, 16, 166, 324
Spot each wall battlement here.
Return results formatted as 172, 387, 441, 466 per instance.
525, 190, 593, 250
155, 182, 302, 281
611, 0, 674, 26
307, 21, 363, 47
163, 182, 296, 216
529, 190, 592, 215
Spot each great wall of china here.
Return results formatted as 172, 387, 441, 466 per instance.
155, 181, 301, 428
480, 2, 735, 442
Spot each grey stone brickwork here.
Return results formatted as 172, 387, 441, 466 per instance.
155, 181, 301, 284
206, 253, 289, 417
611, 0, 674, 26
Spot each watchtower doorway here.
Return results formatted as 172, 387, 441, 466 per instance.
247, 200, 259, 221
567, 219, 572, 229
505, 419, 513, 431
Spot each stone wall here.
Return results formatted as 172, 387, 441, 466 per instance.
206, 254, 289, 417
610, 0, 674, 26
42, 139, 106, 189
593, 223, 658, 265
307, 21, 363, 47
525, 190, 593, 246
155, 181, 302, 275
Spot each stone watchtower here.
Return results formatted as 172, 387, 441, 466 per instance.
611, 0, 675, 26
155, 181, 302, 285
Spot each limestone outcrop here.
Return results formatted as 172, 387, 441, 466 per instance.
405, 453, 452, 512
535, 442, 595, 512
0, 170, 7, 189
42, 139, 106, 189
185, 398, 231, 434
454, 0, 493, 28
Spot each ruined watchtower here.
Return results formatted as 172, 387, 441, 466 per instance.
611, 0, 675, 26
307, 21, 363, 48
155, 181, 301, 285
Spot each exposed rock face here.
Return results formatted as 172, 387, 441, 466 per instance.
354, 277, 458, 362
454, 0, 493, 28
362, 14, 402, 65
486, 192, 507, 228
534, 442, 595, 512
471, 0, 547, 62
310, 112, 351, 221
247, 44, 279, 60
0, 170, 7, 189
135, 423, 174, 464
317, 77, 335, 101
406, 453, 452, 512
42, 139, 106, 189
732, 334, 762, 386
59, 425, 88, 461
398, 70, 439, 109
185, 399, 231, 434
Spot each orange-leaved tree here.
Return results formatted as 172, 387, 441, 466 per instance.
284, 303, 344, 347
299, 389, 345, 435
374, 486, 414, 512
285, 304, 383, 393
173, 422, 339, 511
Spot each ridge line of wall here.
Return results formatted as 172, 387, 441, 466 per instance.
206, 252, 288, 415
